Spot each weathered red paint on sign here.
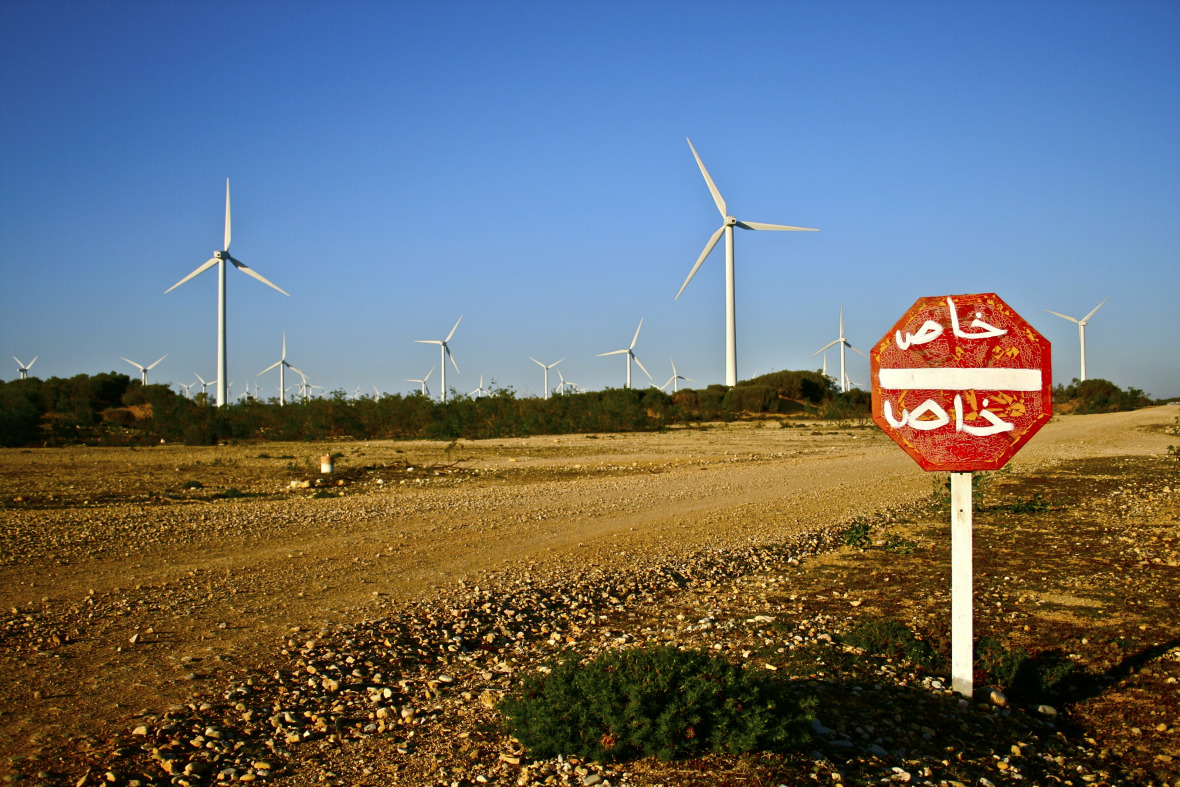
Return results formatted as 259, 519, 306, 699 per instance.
871, 293, 1052, 472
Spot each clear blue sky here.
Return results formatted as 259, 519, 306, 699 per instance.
2, 0, 1178, 401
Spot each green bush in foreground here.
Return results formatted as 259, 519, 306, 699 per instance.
498, 645, 815, 763
841, 617, 942, 669
976, 638, 1078, 703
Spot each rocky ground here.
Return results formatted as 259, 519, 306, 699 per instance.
0, 407, 1177, 786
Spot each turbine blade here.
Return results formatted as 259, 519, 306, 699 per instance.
675, 225, 725, 300
165, 258, 219, 293
286, 365, 304, 377
633, 354, 653, 380
148, 354, 168, 369
425, 366, 435, 381
1081, 297, 1109, 323
229, 257, 290, 296
597, 349, 628, 357
224, 179, 231, 250
446, 346, 460, 373
282, 332, 286, 359
28, 356, 36, 367
446, 315, 463, 342
1044, 309, 1080, 324
687, 138, 726, 218
259, 361, 282, 375
121, 358, 145, 371
551, 358, 565, 368
530, 357, 545, 368
848, 343, 869, 359
810, 339, 840, 357
630, 318, 644, 349
735, 220, 819, 231
415, 340, 443, 346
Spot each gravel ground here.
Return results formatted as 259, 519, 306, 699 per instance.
0, 406, 1176, 786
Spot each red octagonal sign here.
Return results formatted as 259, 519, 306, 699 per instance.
871, 293, 1053, 472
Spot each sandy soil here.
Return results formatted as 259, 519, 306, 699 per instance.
0, 406, 1176, 784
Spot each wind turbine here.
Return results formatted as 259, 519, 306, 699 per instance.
529, 357, 565, 399
194, 373, 215, 399
122, 354, 168, 385
470, 375, 490, 399
810, 305, 867, 394
597, 318, 652, 389
257, 332, 303, 406
179, 381, 195, 398
415, 316, 461, 403
13, 356, 37, 380
661, 357, 695, 393
165, 179, 289, 408
675, 138, 818, 387
406, 366, 434, 397
1045, 298, 1108, 382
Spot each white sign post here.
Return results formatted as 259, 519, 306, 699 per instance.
950, 471, 974, 697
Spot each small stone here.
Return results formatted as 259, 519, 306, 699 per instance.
582, 775, 603, 786
499, 754, 521, 766
132, 725, 148, 736
988, 688, 1008, 708
1034, 704, 1057, 716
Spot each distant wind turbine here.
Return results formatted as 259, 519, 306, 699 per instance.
406, 366, 435, 397
415, 316, 462, 403
13, 356, 37, 380
470, 375, 490, 399
194, 373, 214, 398
179, 381, 195, 398
810, 305, 867, 394
597, 318, 652, 389
529, 357, 565, 399
257, 332, 303, 406
122, 354, 168, 385
661, 357, 695, 393
676, 138, 818, 387
165, 179, 289, 408
1045, 298, 1108, 382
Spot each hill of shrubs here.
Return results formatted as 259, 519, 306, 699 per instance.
0, 369, 870, 447
1, 372, 1158, 448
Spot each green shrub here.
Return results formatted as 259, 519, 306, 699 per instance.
976, 638, 1077, 702
841, 617, 941, 669
498, 646, 815, 763
882, 533, 916, 554
842, 519, 872, 549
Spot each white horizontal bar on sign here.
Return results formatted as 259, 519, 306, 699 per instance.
878, 367, 1042, 391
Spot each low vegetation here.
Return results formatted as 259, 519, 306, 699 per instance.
498, 645, 816, 763
0, 369, 843, 447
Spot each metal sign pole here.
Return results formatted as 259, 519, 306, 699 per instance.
950, 470, 974, 698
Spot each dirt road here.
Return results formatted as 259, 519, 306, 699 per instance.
0, 406, 1175, 775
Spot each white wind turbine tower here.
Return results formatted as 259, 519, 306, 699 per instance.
529, 357, 565, 399
257, 332, 303, 406
406, 366, 435, 397
810, 305, 867, 394
1045, 298, 1108, 382
597, 318, 652, 389
122, 354, 168, 385
415, 316, 461, 403
676, 138, 818, 387
165, 179, 289, 408
13, 356, 37, 380
661, 357, 695, 393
